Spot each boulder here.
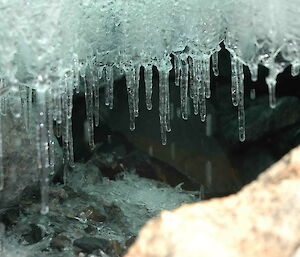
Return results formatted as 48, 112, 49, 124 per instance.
125, 146, 300, 257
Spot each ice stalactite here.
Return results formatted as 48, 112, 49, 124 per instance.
0, 80, 7, 117
8, 87, 22, 119
191, 58, 200, 116
36, 87, 50, 215
231, 55, 239, 107
249, 64, 259, 82
94, 66, 104, 127
0, 113, 3, 191
46, 91, 55, 177
125, 66, 139, 131
203, 58, 211, 99
104, 66, 114, 110
133, 66, 140, 119
83, 65, 95, 150
180, 58, 189, 120
73, 57, 81, 94
174, 55, 181, 88
237, 61, 246, 142
159, 69, 171, 145
212, 51, 219, 77
26, 88, 33, 132
62, 75, 75, 170
291, 63, 300, 77
266, 70, 277, 109
0, 79, 5, 191
144, 64, 153, 110
199, 59, 207, 122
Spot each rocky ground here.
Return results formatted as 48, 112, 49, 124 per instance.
0, 136, 198, 257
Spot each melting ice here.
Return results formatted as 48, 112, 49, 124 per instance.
0, 0, 299, 213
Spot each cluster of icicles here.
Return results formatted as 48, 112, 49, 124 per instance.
0, 49, 299, 215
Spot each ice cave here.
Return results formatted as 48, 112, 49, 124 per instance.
0, 0, 300, 256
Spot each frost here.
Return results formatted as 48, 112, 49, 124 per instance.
68, 172, 197, 235
0, 0, 299, 212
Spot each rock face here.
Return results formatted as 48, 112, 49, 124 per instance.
125, 146, 300, 257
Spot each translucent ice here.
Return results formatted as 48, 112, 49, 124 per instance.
0, 0, 299, 211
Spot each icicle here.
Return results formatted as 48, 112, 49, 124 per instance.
67, 115, 74, 167
203, 58, 211, 99
0, 80, 7, 116
193, 59, 201, 115
266, 69, 277, 109
199, 59, 206, 122
46, 91, 55, 176
249, 64, 258, 82
180, 58, 188, 120
144, 64, 153, 110
133, 66, 140, 118
125, 68, 136, 131
212, 51, 219, 76
36, 88, 50, 215
159, 70, 170, 145
231, 55, 239, 106
104, 66, 114, 110
53, 93, 62, 124
94, 67, 104, 127
188, 57, 194, 100
166, 73, 171, 133
83, 75, 95, 149
73, 57, 80, 94
61, 90, 74, 172
20, 86, 28, 129
0, 114, 3, 191
27, 87, 32, 130
237, 62, 246, 142
8, 86, 22, 118
94, 83, 100, 127
174, 55, 181, 87
291, 63, 300, 77
65, 75, 73, 119
55, 122, 62, 138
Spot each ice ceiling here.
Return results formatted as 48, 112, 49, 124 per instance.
0, 0, 299, 213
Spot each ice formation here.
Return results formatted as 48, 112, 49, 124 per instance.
0, 0, 299, 213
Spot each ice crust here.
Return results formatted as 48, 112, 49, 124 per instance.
0, 0, 299, 212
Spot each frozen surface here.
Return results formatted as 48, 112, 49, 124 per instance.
68, 171, 197, 235
1, 170, 197, 257
0, 0, 299, 212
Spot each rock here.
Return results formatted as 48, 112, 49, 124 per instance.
125, 146, 300, 257
22, 224, 43, 244
73, 236, 110, 253
66, 163, 102, 192
50, 234, 71, 251
78, 206, 107, 223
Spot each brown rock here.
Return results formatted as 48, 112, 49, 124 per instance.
125, 146, 300, 257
